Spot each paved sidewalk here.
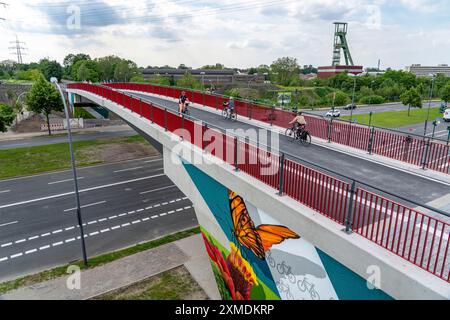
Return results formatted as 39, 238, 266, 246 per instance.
0, 234, 220, 300
0, 125, 131, 141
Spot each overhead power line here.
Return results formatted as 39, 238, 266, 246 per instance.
9, 34, 27, 64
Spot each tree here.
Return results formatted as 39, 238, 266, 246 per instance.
26, 75, 63, 135
114, 60, 138, 82
39, 59, 63, 81
176, 72, 201, 89
130, 75, 145, 82
202, 63, 225, 70
0, 103, 15, 133
440, 84, 450, 104
63, 53, 91, 78
96, 56, 122, 81
270, 57, 300, 86
400, 87, 422, 116
77, 62, 90, 81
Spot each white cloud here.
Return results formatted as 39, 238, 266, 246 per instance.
0, 0, 449, 69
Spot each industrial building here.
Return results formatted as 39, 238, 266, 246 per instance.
142, 68, 265, 86
405, 64, 450, 77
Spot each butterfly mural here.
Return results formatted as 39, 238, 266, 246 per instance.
229, 190, 300, 260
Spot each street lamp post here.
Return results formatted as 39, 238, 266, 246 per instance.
431, 120, 439, 140
424, 74, 436, 137
200, 72, 205, 91
51, 77, 88, 266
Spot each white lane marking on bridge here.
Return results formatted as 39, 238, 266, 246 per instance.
140, 185, 176, 195
48, 177, 84, 185
1, 242, 12, 248
64, 201, 107, 212
0, 221, 18, 228
0, 174, 165, 209
0, 190, 11, 194
15, 239, 26, 244
0, 206, 193, 263
114, 166, 143, 173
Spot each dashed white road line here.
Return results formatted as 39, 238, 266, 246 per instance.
64, 201, 107, 212
140, 185, 176, 195
0, 190, 11, 194
0, 200, 194, 256
114, 166, 143, 173
0, 221, 18, 228
0, 173, 165, 210
48, 177, 84, 185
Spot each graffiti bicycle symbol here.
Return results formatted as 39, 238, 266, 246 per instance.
276, 279, 294, 300
297, 276, 320, 300
267, 252, 321, 300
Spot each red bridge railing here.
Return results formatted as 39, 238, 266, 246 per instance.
67, 83, 450, 283
105, 82, 449, 175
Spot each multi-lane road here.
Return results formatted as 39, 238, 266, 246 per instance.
0, 157, 198, 282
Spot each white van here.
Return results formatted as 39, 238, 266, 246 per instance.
444, 109, 450, 122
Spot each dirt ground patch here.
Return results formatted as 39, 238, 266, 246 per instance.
93, 266, 208, 300
78, 139, 160, 163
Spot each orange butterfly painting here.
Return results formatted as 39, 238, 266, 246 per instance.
229, 190, 300, 260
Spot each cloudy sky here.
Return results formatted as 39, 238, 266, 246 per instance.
0, 0, 449, 69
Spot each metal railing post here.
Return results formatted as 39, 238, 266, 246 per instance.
270, 105, 275, 126
422, 138, 431, 170
164, 108, 168, 131
150, 104, 154, 123
139, 99, 142, 117
345, 180, 357, 234
203, 123, 208, 151
368, 127, 375, 154
234, 136, 239, 171
327, 118, 333, 143
249, 102, 253, 120
278, 153, 285, 196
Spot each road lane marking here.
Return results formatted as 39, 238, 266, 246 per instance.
0, 190, 11, 194
0, 173, 165, 209
0, 198, 193, 250
114, 166, 143, 173
0, 221, 18, 228
0, 206, 194, 263
64, 201, 107, 212
140, 185, 176, 195
145, 158, 164, 163
48, 177, 84, 185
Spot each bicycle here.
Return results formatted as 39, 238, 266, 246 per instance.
222, 107, 237, 121
286, 124, 311, 146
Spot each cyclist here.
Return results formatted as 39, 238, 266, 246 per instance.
289, 111, 307, 139
178, 91, 188, 114
223, 97, 235, 119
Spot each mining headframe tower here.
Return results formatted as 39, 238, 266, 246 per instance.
317, 22, 364, 79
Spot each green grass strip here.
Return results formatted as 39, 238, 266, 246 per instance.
0, 227, 200, 295
341, 107, 442, 128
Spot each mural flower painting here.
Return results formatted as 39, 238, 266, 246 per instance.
202, 233, 258, 300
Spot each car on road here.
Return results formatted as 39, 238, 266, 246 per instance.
325, 109, 341, 118
343, 103, 357, 110
444, 109, 450, 122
